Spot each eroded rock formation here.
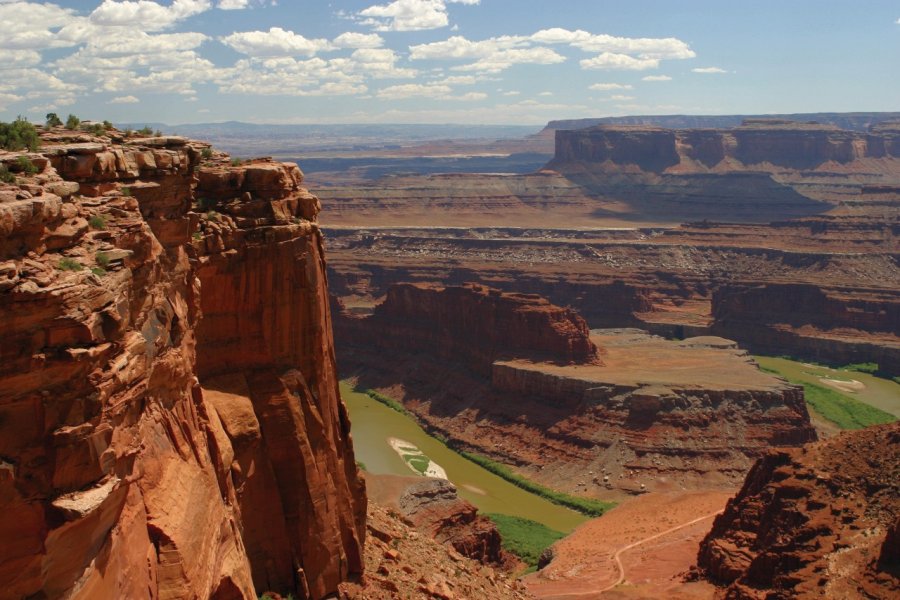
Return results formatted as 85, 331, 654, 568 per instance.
711, 283, 900, 374
362, 283, 600, 375
0, 128, 363, 599
398, 478, 508, 566
697, 422, 900, 599
339, 503, 531, 600
337, 286, 816, 494
552, 119, 900, 172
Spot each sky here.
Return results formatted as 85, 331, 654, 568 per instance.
0, 0, 898, 125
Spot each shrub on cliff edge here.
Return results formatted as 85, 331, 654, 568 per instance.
0, 117, 40, 151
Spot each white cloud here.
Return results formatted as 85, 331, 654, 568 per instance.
0, 49, 42, 68
359, 0, 450, 31
610, 94, 634, 100
453, 47, 565, 73
0, 92, 23, 111
438, 75, 478, 85
451, 91, 486, 101
588, 83, 633, 91
90, 0, 211, 31
219, 57, 369, 96
375, 82, 483, 101
349, 48, 417, 78
410, 35, 563, 73
217, 0, 277, 8
333, 32, 384, 49
377, 83, 451, 99
108, 95, 139, 104
409, 35, 527, 60
580, 53, 659, 70
538, 91, 553, 96
357, 0, 479, 31
221, 27, 332, 57
412, 28, 691, 74
642, 75, 672, 81
0, 2, 80, 50
532, 28, 695, 59
692, 66, 727, 74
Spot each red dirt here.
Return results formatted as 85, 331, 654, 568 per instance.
525, 490, 733, 599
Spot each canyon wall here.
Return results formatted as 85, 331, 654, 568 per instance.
544, 112, 900, 133
697, 422, 899, 599
336, 286, 816, 494
551, 119, 900, 167
711, 283, 900, 374
548, 119, 900, 217
0, 130, 362, 599
358, 283, 600, 375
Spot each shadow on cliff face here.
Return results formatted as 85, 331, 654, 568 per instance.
571, 173, 831, 224
342, 351, 581, 431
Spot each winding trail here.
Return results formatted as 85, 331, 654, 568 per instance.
548, 509, 724, 598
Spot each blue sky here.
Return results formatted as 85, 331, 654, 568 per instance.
1, 0, 898, 125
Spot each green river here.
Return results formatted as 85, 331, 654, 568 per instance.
341, 382, 587, 533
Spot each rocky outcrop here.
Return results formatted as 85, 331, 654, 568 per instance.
697, 422, 900, 599
551, 120, 900, 172
544, 112, 900, 133
398, 479, 507, 566
356, 283, 601, 375
548, 119, 900, 220
711, 283, 900, 375
326, 209, 899, 376
337, 285, 816, 494
0, 128, 363, 599
193, 159, 365, 597
339, 503, 531, 600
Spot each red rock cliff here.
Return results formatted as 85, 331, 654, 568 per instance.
363, 282, 601, 375
0, 129, 363, 599
552, 119, 900, 172
711, 283, 900, 375
697, 422, 900, 599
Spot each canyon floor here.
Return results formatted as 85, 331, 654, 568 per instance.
525, 490, 732, 600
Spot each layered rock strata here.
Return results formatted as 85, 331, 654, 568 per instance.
325, 209, 900, 375
552, 120, 900, 172
697, 422, 900, 599
398, 478, 508, 566
362, 283, 600, 375
548, 119, 900, 216
711, 283, 900, 374
337, 286, 816, 494
0, 129, 363, 599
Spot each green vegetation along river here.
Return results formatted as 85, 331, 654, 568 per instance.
341, 382, 588, 533
755, 356, 899, 428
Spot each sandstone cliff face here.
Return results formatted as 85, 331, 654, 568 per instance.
0, 130, 363, 599
548, 119, 900, 220
711, 283, 900, 375
336, 287, 815, 494
552, 119, 900, 172
697, 422, 900, 599
194, 160, 365, 598
363, 283, 600, 375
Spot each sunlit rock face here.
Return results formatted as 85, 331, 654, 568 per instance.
0, 129, 364, 599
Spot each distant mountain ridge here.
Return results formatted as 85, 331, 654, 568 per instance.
115, 121, 544, 156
